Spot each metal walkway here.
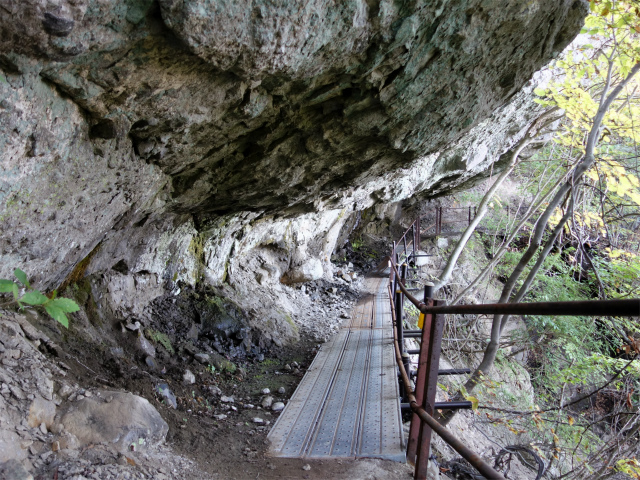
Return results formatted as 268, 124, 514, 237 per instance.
267, 276, 405, 462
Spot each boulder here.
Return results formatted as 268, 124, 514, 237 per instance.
0, 429, 28, 463
282, 258, 324, 284
0, 459, 32, 480
27, 396, 56, 429
59, 391, 168, 454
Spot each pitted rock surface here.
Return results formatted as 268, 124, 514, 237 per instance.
0, 0, 586, 292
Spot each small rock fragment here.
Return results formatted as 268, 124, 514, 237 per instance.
9, 385, 26, 400
137, 332, 156, 358
186, 324, 199, 340
208, 385, 222, 396
261, 396, 273, 409
220, 396, 234, 403
261, 388, 270, 395
145, 356, 159, 371
272, 402, 285, 412
213, 414, 227, 420
302, 464, 311, 471
109, 347, 124, 358
194, 353, 210, 364
125, 321, 141, 331
155, 384, 177, 409
57, 384, 73, 399
183, 370, 195, 385
252, 418, 264, 424
277, 387, 286, 394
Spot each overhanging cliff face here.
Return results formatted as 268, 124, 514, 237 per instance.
0, 1, 586, 339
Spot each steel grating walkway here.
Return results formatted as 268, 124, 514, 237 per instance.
267, 276, 406, 462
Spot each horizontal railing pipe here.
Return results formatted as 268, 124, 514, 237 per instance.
391, 262, 639, 318
401, 401, 474, 410
417, 299, 639, 317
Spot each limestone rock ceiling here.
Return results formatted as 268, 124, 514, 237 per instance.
4, 0, 585, 214
0, 0, 587, 287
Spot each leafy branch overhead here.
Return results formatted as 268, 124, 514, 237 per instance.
0, 268, 79, 328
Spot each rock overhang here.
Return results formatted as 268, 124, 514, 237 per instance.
0, 0, 588, 288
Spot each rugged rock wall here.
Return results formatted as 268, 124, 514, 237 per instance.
0, 1, 587, 344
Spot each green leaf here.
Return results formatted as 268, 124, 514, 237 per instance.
49, 297, 80, 313
13, 268, 29, 288
0, 279, 16, 293
12, 283, 19, 301
44, 304, 69, 328
19, 291, 49, 306
533, 87, 547, 96
459, 385, 479, 412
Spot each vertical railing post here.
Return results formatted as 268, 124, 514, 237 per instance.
414, 298, 445, 480
410, 224, 415, 264
407, 282, 434, 465
395, 263, 408, 400
403, 234, 408, 262
390, 241, 397, 285
468, 206, 471, 225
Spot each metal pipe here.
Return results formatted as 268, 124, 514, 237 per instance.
405, 332, 423, 338
403, 234, 408, 261
388, 285, 506, 480
417, 299, 639, 317
437, 368, 472, 375
391, 262, 639, 318
402, 401, 473, 410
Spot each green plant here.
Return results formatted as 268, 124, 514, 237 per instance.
351, 237, 364, 250
145, 329, 174, 354
0, 268, 79, 328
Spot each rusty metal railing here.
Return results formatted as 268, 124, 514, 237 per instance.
387, 212, 640, 480
388, 281, 506, 480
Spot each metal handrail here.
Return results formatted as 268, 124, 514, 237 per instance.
391, 262, 640, 317
388, 284, 507, 480
387, 211, 640, 480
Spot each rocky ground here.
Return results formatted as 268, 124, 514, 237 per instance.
0, 243, 416, 480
